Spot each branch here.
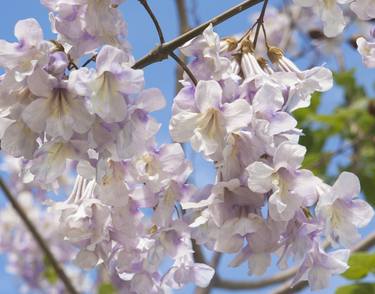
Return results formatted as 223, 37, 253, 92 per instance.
133, 0, 264, 69
175, 0, 190, 92
82, 54, 97, 67
0, 177, 78, 294
169, 51, 197, 85
272, 232, 375, 294
139, 0, 197, 85
253, 0, 269, 49
192, 240, 207, 264
213, 264, 301, 290
138, 0, 165, 44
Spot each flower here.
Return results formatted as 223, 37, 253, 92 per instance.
292, 243, 350, 290
316, 172, 374, 247
170, 80, 252, 160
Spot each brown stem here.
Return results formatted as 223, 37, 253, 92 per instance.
138, 0, 165, 44
133, 0, 264, 69
175, 0, 190, 92
253, 0, 269, 49
169, 51, 197, 85
82, 54, 97, 67
0, 177, 78, 294
139, 0, 197, 85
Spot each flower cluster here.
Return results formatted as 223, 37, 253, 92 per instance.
41, 0, 129, 59
170, 25, 374, 290
0, 10, 214, 294
0, 1, 373, 293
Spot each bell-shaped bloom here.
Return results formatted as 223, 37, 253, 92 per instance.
131, 143, 192, 193
1, 120, 38, 159
162, 256, 214, 289
116, 88, 165, 159
22, 68, 94, 140
293, 0, 347, 37
277, 211, 322, 269
357, 35, 375, 68
349, 0, 375, 20
31, 139, 86, 184
170, 80, 252, 160
247, 141, 309, 221
252, 83, 297, 135
71, 45, 144, 123
292, 243, 350, 291
0, 18, 49, 81
316, 172, 374, 247
94, 159, 130, 207
267, 47, 333, 112
42, 0, 128, 58
229, 221, 282, 276
180, 24, 232, 81
221, 131, 266, 180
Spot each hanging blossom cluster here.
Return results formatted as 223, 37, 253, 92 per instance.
0, 157, 92, 293
0, 1, 214, 293
0, 0, 373, 293
170, 25, 374, 290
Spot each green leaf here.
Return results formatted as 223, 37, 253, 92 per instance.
333, 70, 366, 102
98, 283, 116, 294
342, 253, 375, 280
336, 283, 375, 294
358, 172, 375, 207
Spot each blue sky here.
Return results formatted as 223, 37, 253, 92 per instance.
0, 1, 374, 293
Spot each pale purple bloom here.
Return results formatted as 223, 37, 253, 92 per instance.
292, 243, 350, 290
170, 80, 252, 160
316, 172, 374, 247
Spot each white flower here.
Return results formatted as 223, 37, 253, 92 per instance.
22, 68, 94, 140
316, 172, 374, 247
170, 80, 252, 159
294, 0, 347, 37
71, 45, 144, 123
357, 36, 375, 68
247, 141, 308, 221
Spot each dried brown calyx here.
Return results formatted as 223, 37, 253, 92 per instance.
223, 37, 239, 51
257, 57, 268, 69
267, 46, 283, 63
241, 38, 255, 54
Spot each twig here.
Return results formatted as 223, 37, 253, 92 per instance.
139, 0, 197, 85
138, 0, 165, 44
261, 23, 270, 49
133, 0, 264, 69
169, 51, 197, 85
253, 0, 269, 49
192, 240, 207, 264
0, 177, 78, 294
272, 232, 375, 294
213, 265, 301, 290
175, 0, 190, 92
82, 54, 97, 67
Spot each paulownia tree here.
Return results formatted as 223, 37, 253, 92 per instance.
0, 0, 374, 293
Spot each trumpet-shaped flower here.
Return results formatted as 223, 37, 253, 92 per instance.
170, 80, 252, 160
